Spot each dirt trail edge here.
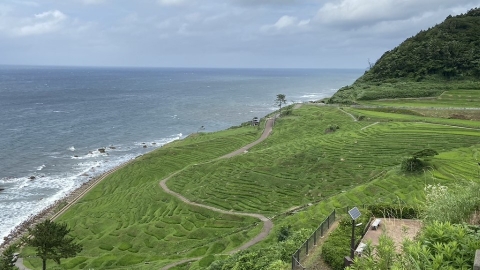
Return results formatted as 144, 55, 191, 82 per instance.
160, 118, 275, 270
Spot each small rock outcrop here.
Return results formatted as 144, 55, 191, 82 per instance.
98, 148, 106, 153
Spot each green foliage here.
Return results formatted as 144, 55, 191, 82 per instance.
275, 94, 287, 112
280, 107, 293, 117
348, 223, 480, 270
347, 234, 397, 270
277, 226, 291, 242
25, 219, 82, 270
400, 222, 480, 269
325, 124, 340, 133
322, 214, 370, 270
412, 149, 438, 159
329, 7, 480, 103
368, 204, 420, 219
0, 244, 18, 270
400, 157, 424, 172
208, 228, 311, 270
423, 182, 480, 224
401, 148, 438, 172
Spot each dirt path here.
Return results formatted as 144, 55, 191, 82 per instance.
160, 118, 275, 270
338, 107, 358, 121
360, 122, 380, 131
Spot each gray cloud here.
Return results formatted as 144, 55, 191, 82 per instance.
0, 0, 479, 68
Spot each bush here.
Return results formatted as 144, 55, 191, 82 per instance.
325, 125, 340, 134
322, 214, 370, 270
281, 108, 293, 117
277, 226, 291, 242
208, 228, 312, 269
400, 157, 424, 172
368, 204, 420, 219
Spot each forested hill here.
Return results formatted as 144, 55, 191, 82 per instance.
330, 7, 480, 103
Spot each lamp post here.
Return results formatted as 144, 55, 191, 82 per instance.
348, 207, 361, 260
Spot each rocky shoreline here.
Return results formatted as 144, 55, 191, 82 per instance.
0, 162, 129, 253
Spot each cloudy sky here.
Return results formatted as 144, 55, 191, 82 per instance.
0, 0, 479, 68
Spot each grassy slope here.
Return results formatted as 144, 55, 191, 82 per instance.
23, 125, 264, 269
22, 95, 480, 269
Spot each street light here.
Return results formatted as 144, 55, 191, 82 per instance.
348, 207, 362, 259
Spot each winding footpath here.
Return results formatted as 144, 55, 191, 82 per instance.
159, 118, 275, 270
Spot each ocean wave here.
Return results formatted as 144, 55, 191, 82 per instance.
68, 146, 75, 152
37, 165, 46, 171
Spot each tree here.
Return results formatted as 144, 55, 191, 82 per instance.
401, 148, 438, 172
25, 219, 82, 270
274, 94, 287, 114
0, 244, 18, 270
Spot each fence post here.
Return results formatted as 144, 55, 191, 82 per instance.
327, 215, 330, 229
292, 255, 295, 270
314, 230, 317, 246
321, 221, 324, 236
306, 239, 309, 255
296, 251, 300, 266
333, 209, 336, 220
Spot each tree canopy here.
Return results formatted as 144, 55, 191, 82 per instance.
329, 7, 480, 103
25, 219, 82, 270
364, 8, 480, 82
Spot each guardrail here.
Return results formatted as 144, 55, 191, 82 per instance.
291, 210, 336, 270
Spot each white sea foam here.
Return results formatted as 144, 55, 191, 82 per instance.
37, 165, 46, 171
69, 146, 75, 151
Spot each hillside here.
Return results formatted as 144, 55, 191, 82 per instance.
330, 7, 480, 104
17, 93, 480, 269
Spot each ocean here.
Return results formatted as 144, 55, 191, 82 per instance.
0, 66, 362, 244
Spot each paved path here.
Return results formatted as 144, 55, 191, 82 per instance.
160, 118, 275, 270
15, 258, 31, 270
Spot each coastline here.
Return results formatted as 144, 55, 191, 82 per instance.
0, 156, 136, 252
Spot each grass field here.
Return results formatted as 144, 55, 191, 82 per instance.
358, 90, 480, 108
20, 92, 480, 269
22, 125, 264, 269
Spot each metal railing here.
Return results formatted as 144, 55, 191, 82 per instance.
291, 210, 336, 270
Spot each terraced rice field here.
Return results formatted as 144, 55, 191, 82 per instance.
167, 105, 480, 216
21, 95, 480, 269
359, 90, 480, 108
22, 126, 264, 269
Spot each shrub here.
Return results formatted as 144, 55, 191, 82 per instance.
400, 157, 424, 172
423, 182, 480, 224
368, 204, 420, 219
325, 125, 340, 134
277, 226, 291, 242
322, 214, 370, 270
281, 108, 293, 117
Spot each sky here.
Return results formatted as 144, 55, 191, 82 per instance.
0, 0, 479, 69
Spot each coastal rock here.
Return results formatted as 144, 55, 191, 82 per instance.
109, 146, 116, 149
0, 188, 4, 192
74, 155, 79, 158
152, 142, 156, 145
143, 145, 147, 148
98, 148, 106, 153
29, 176, 36, 180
